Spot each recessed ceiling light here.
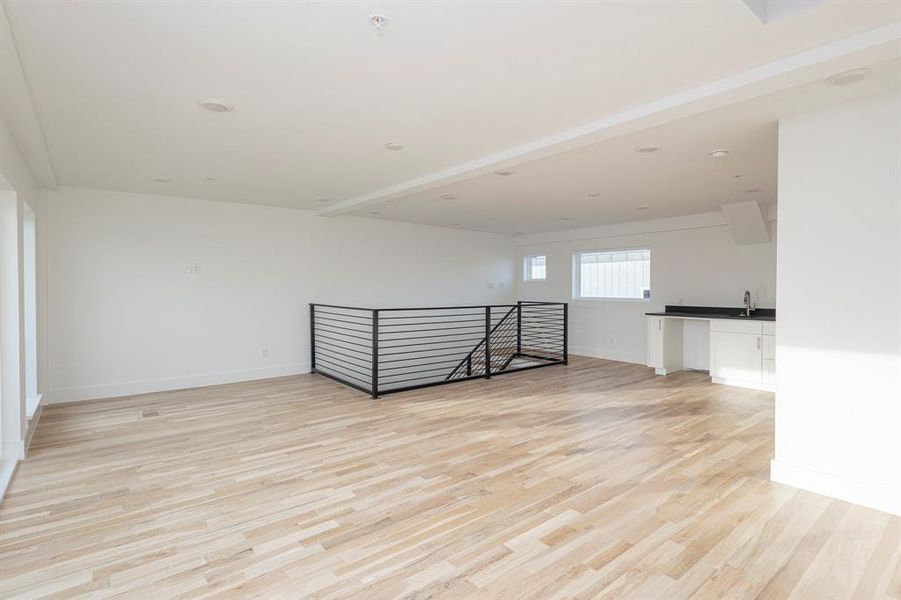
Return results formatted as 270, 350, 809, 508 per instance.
451, 223, 461, 227
368, 211, 381, 215
151, 177, 172, 183
560, 217, 572, 221
205, 176, 216, 181
742, 188, 762, 194
636, 205, 650, 210
494, 170, 515, 176
197, 98, 233, 113
315, 197, 330, 202
587, 192, 601, 198
440, 193, 458, 200
732, 174, 743, 180
825, 68, 872, 87
369, 14, 388, 30
513, 231, 524, 235
384, 142, 404, 151
709, 149, 729, 158
635, 145, 661, 153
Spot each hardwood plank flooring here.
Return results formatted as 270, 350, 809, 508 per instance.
1, 357, 898, 599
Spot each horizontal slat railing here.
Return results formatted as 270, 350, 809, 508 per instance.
310, 304, 376, 396
310, 301, 567, 398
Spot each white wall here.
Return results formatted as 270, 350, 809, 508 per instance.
46, 186, 515, 403
1, 112, 45, 498
773, 90, 901, 516
515, 214, 777, 364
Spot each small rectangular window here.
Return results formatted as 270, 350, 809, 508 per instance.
524, 255, 546, 281
575, 248, 650, 300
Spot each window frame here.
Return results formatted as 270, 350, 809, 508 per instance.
572, 247, 651, 302
523, 254, 547, 282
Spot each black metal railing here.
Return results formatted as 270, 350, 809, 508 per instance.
310, 301, 567, 398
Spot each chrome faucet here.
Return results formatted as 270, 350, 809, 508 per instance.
743, 290, 753, 316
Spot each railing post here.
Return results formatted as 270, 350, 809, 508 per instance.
563, 303, 569, 365
516, 301, 522, 356
485, 306, 491, 378
310, 303, 316, 372
371, 309, 379, 399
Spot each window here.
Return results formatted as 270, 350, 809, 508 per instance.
524, 255, 546, 281
575, 248, 650, 300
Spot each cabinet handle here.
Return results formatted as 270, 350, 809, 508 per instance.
658, 320, 662, 331
757, 336, 760, 350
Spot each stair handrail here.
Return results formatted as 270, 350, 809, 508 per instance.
446, 305, 517, 380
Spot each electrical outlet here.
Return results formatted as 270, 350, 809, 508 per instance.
499, 282, 506, 290
486, 282, 495, 289
261, 348, 269, 358
185, 263, 201, 275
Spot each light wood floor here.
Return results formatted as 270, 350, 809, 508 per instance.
1, 357, 899, 599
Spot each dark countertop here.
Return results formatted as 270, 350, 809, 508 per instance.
645, 305, 776, 321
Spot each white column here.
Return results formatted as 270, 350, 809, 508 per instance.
773, 90, 901, 516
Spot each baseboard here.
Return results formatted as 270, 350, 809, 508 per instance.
771, 459, 901, 517
0, 458, 17, 504
24, 402, 42, 454
569, 346, 646, 365
47, 362, 311, 404
712, 376, 774, 392
26, 393, 42, 419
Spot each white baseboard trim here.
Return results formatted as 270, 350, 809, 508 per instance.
24, 402, 42, 454
47, 362, 311, 405
771, 459, 901, 517
569, 346, 646, 365
26, 393, 42, 419
0, 458, 17, 504
711, 376, 774, 393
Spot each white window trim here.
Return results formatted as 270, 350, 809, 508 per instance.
523, 254, 547, 282
572, 247, 651, 302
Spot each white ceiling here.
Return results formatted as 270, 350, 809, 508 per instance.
3, 0, 901, 232
363, 57, 901, 234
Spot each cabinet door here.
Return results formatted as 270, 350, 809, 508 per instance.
762, 359, 776, 385
647, 316, 664, 368
710, 332, 762, 383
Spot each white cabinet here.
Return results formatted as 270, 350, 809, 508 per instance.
761, 324, 776, 387
709, 319, 774, 391
646, 316, 683, 375
762, 359, 776, 386
710, 331, 762, 384
649, 315, 775, 391
647, 316, 664, 369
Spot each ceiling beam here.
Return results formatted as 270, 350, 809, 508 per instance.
318, 22, 901, 217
